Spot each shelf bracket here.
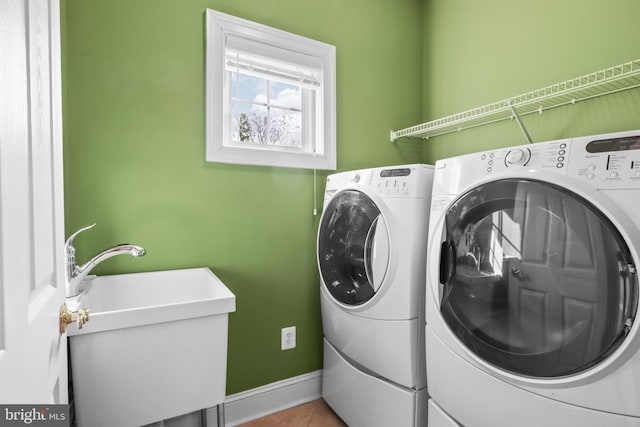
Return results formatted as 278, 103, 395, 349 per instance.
509, 105, 533, 144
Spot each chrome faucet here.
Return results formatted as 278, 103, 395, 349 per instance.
65, 223, 146, 297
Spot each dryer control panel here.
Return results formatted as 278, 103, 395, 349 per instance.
476, 140, 570, 176
433, 130, 640, 196
567, 133, 640, 189
467, 130, 640, 190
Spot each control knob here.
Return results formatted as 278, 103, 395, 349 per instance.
505, 149, 528, 166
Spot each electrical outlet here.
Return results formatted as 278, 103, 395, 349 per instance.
281, 326, 296, 350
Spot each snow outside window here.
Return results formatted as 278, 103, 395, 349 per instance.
206, 10, 336, 170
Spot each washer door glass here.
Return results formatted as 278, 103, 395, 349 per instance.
318, 190, 390, 306
439, 178, 638, 377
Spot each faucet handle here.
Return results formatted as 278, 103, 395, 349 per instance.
59, 303, 90, 334
65, 223, 96, 254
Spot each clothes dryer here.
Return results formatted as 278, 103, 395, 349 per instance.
426, 130, 640, 427
318, 164, 434, 427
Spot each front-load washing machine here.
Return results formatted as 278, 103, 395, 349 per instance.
425, 130, 640, 426
317, 164, 434, 427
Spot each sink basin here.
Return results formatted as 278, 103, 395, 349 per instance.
68, 267, 236, 334
67, 268, 236, 427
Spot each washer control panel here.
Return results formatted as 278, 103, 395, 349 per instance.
474, 131, 640, 189
324, 164, 434, 199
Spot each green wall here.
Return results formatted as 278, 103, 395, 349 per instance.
421, 0, 640, 162
61, 0, 423, 394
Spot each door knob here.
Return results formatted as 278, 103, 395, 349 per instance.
59, 303, 90, 334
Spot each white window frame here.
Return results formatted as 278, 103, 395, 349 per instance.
205, 9, 336, 170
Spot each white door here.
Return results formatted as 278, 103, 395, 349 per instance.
0, 0, 67, 403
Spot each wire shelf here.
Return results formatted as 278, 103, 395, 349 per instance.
390, 59, 640, 142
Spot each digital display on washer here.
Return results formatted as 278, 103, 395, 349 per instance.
380, 168, 411, 177
586, 135, 640, 153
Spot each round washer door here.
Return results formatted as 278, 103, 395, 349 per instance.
318, 189, 390, 306
438, 178, 638, 378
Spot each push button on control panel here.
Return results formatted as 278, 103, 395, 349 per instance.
480, 151, 496, 173
632, 161, 640, 179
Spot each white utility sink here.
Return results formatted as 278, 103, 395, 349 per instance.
67, 268, 236, 427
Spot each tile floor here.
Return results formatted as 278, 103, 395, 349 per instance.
238, 399, 347, 427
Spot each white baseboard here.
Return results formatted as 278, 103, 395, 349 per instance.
220, 370, 323, 426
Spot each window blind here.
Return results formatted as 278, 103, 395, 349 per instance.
225, 34, 322, 89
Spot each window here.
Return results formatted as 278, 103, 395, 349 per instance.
205, 10, 336, 170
